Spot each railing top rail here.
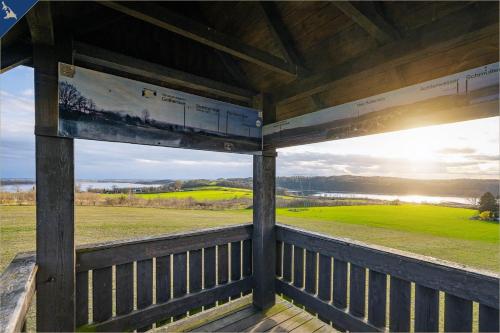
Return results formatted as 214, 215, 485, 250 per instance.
0, 253, 37, 333
276, 223, 499, 308
77, 223, 252, 272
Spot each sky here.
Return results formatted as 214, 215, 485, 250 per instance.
1, 66, 498, 180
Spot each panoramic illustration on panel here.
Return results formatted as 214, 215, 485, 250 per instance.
58, 63, 262, 152
264, 62, 499, 148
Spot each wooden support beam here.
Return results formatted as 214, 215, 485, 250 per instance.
274, 3, 499, 106
98, 1, 298, 78
257, 2, 306, 75
257, 2, 327, 110
73, 42, 255, 104
252, 94, 276, 310
333, 2, 399, 44
0, 43, 32, 74
27, 2, 76, 332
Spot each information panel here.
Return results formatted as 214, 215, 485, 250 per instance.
58, 63, 262, 153
264, 63, 499, 148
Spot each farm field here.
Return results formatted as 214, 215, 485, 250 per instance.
1, 204, 498, 272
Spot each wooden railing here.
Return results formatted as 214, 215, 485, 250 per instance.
75, 224, 253, 332
0, 253, 37, 333
276, 224, 500, 332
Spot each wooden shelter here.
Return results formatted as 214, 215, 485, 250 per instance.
1, 1, 499, 332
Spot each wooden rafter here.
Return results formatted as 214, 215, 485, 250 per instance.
0, 43, 32, 74
98, 1, 299, 78
73, 42, 255, 103
333, 2, 399, 44
273, 5, 499, 106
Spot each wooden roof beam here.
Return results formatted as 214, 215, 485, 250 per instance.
98, 1, 299, 78
257, 2, 307, 76
257, 2, 328, 110
334, 2, 399, 44
73, 42, 256, 104
273, 3, 499, 106
0, 43, 32, 74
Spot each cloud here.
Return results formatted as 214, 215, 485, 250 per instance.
277, 151, 498, 179
437, 147, 476, 154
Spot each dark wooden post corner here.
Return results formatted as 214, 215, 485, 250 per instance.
27, 3, 76, 331
252, 94, 277, 309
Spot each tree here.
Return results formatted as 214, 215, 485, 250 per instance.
479, 192, 498, 218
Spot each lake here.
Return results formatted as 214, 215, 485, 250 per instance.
313, 192, 472, 205
1, 181, 163, 192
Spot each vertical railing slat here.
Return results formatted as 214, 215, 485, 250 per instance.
415, 284, 439, 332
155, 256, 171, 328
282, 243, 292, 282
333, 259, 347, 309
305, 250, 317, 294
75, 271, 88, 327
349, 264, 366, 318
116, 263, 134, 316
389, 276, 411, 332
368, 270, 387, 329
444, 294, 472, 332
156, 256, 171, 304
92, 267, 112, 323
137, 259, 153, 332
479, 304, 500, 332
275, 241, 282, 278
218, 244, 229, 303
189, 249, 203, 314
173, 252, 187, 320
243, 239, 252, 278
293, 246, 304, 288
318, 254, 331, 302
231, 241, 242, 300
204, 247, 216, 309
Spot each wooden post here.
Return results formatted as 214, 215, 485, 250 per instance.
28, 3, 76, 330
252, 92, 277, 310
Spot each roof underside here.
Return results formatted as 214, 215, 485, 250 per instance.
2, 1, 499, 131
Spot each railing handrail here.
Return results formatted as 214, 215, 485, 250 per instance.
0, 253, 37, 333
276, 223, 499, 308
76, 223, 252, 271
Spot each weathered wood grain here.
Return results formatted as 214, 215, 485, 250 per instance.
173, 253, 187, 298
333, 259, 347, 309
92, 267, 112, 323
368, 270, 386, 328
242, 239, 252, 278
318, 254, 331, 302
0, 253, 37, 333
275, 242, 283, 278
282, 243, 293, 283
75, 270, 88, 327
116, 262, 134, 316
156, 256, 171, 304
203, 246, 216, 309
305, 250, 317, 294
77, 224, 252, 272
99, 2, 299, 77
252, 150, 277, 309
479, 304, 500, 332
444, 293, 472, 332
276, 224, 499, 308
349, 264, 366, 318
276, 279, 380, 332
218, 244, 229, 304
389, 276, 410, 332
293, 246, 304, 288
83, 278, 252, 332
415, 284, 439, 332
137, 259, 153, 331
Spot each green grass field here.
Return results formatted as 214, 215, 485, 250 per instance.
1, 204, 498, 272
136, 186, 253, 200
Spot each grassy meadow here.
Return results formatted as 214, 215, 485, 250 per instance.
1, 201, 498, 272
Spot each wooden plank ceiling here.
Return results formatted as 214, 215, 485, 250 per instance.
2, 1, 499, 124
